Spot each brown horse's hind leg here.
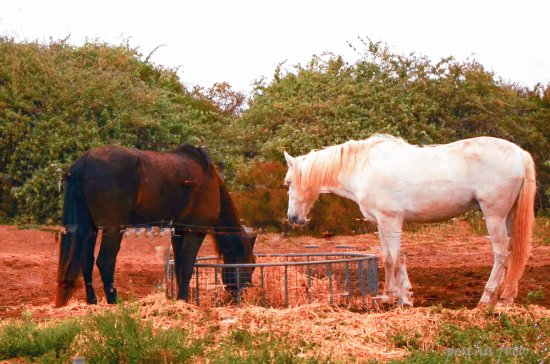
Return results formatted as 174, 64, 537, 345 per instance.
96, 228, 123, 304
171, 231, 206, 301
83, 232, 98, 304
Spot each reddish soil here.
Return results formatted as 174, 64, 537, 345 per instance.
1, 221, 549, 319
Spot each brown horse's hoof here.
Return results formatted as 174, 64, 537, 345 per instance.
105, 287, 118, 304
85, 284, 97, 304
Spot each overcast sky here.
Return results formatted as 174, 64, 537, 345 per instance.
2, 1, 549, 93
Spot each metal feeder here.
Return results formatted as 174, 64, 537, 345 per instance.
165, 251, 379, 308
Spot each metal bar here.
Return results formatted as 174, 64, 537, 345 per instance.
164, 261, 169, 299
214, 266, 219, 307
367, 257, 379, 295
307, 263, 312, 304
195, 255, 378, 268
284, 265, 289, 306
236, 267, 241, 304
196, 252, 377, 261
195, 266, 200, 305
327, 263, 333, 305
358, 260, 366, 307
169, 260, 175, 300
344, 261, 350, 297
260, 266, 265, 289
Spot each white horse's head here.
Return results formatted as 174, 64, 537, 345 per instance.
283, 151, 319, 225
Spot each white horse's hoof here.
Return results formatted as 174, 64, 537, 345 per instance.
497, 298, 514, 305
477, 299, 495, 308
374, 295, 393, 304
479, 292, 492, 305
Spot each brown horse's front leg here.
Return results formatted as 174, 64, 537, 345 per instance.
96, 228, 123, 304
171, 231, 205, 301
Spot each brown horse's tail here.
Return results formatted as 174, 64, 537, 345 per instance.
55, 160, 95, 307
500, 151, 536, 302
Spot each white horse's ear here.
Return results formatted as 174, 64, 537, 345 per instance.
284, 151, 294, 167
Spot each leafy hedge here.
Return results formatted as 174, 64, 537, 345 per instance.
0, 38, 226, 223
1, 37, 548, 230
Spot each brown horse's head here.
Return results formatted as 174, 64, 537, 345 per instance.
217, 229, 256, 291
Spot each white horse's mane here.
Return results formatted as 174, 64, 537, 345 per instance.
297, 134, 407, 190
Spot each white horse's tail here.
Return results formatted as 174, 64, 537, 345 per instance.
501, 150, 536, 301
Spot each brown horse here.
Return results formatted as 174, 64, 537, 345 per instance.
55, 144, 255, 307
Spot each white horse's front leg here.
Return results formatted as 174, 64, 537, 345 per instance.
377, 217, 412, 305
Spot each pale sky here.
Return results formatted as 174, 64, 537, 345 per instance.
2, 1, 549, 93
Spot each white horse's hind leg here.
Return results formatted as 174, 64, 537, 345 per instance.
479, 216, 510, 305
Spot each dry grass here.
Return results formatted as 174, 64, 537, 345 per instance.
143, 297, 550, 362
17, 293, 547, 362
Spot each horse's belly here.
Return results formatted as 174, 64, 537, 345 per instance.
401, 190, 479, 223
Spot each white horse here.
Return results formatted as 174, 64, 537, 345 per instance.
283, 134, 536, 306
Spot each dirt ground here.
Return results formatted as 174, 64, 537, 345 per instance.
1, 221, 549, 319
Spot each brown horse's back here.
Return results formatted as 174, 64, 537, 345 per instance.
81, 146, 220, 228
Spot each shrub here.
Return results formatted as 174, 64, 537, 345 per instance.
0, 312, 80, 361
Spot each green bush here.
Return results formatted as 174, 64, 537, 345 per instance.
0, 38, 224, 224
1, 36, 548, 231
77, 304, 204, 363
0, 312, 80, 361
209, 329, 322, 363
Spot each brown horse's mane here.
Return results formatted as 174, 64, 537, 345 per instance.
172, 143, 214, 175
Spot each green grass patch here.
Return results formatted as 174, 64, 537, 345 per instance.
390, 308, 549, 364
388, 351, 447, 364
389, 332, 422, 350
533, 217, 550, 246
0, 305, 205, 363
525, 289, 545, 304
0, 312, 80, 362
76, 304, 205, 363
434, 313, 549, 363
208, 329, 323, 363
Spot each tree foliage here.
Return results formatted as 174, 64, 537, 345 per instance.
0, 38, 225, 223
0, 37, 548, 231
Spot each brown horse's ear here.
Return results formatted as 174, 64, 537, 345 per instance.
181, 179, 195, 187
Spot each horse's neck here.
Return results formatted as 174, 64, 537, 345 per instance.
213, 183, 249, 261
322, 186, 358, 203
215, 183, 242, 230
